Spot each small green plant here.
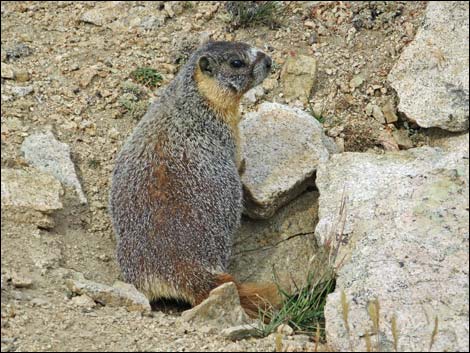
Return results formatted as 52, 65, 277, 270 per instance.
257, 252, 337, 338
182, 1, 193, 9
225, 1, 281, 29
88, 159, 101, 169
130, 67, 163, 88
257, 192, 349, 339
308, 101, 326, 124
121, 80, 146, 99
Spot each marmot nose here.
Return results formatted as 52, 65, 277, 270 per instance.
264, 56, 272, 71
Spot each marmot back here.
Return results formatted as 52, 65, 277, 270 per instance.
109, 41, 278, 314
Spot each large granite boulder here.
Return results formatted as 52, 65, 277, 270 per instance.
388, 2, 469, 132
315, 146, 469, 351
240, 102, 337, 219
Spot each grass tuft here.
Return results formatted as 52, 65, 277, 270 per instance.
130, 67, 163, 88
255, 191, 348, 344
225, 1, 281, 29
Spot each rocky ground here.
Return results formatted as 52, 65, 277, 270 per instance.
1, 1, 468, 352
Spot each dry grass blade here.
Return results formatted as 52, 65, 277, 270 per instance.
314, 323, 321, 352
429, 316, 439, 351
275, 332, 283, 352
365, 330, 373, 352
391, 314, 399, 351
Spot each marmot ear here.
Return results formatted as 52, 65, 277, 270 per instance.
199, 56, 214, 76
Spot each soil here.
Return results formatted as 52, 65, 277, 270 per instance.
1, 1, 428, 351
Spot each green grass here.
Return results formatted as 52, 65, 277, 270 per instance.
259, 264, 336, 337
226, 1, 282, 29
130, 67, 163, 88
87, 159, 101, 169
307, 101, 326, 124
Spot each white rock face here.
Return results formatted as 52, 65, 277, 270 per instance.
388, 2, 469, 132
21, 131, 87, 204
315, 146, 469, 351
1, 168, 64, 228
240, 102, 337, 219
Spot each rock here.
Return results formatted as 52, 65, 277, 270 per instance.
308, 32, 318, 45
315, 146, 469, 352
31, 298, 50, 307
277, 324, 294, 336
66, 275, 151, 313
230, 191, 319, 292
377, 129, 400, 151
392, 129, 413, 149
180, 282, 252, 332
428, 131, 469, 154
21, 131, 87, 204
80, 4, 118, 26
221, 323, 264, 341
139, 15, 166, 30
349, 74, 365, 89
280, 55, 317, 104
365, 103, 385, 124
1, 168, 63, 228
1, 63, 15, 79
262, 78, 278, 92
164, 2, 175, 18
29, 240, 63, 270
78, 67, 99, 88
240, 102, 337, 219
281, 334, 314, 352
304, 20, 315, 29
10, 85, 34, 97
335, 137, 345, 153
388, 2, 469, 132
243, 85, 265, 105
70, 294, 97, 309
5, 42, 33, 61
14, 70, 30, 82
7, 271, 33, 289
382, 100, 399, 124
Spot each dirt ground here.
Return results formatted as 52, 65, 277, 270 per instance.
1, 1, 428, 351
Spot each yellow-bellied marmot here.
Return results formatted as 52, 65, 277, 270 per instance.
109, 41, 278, 316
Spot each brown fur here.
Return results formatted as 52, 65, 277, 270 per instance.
214, 273, 282, 318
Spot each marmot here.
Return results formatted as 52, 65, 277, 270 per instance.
109, 41, 279, 316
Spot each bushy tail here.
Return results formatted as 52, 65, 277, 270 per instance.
215, 273, 282, 318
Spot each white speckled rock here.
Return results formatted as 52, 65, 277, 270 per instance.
21, 131, 87, 204
179, 282, 252, 333
388, 2, 469, 132
240, 102, 337, 219
1, 168, 64, 228
66, 275, 151, 313
315, 146, 469, 352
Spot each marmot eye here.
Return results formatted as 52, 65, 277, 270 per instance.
230, 60, 245, 68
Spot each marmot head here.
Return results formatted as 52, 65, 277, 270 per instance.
194, 41, 272, 96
